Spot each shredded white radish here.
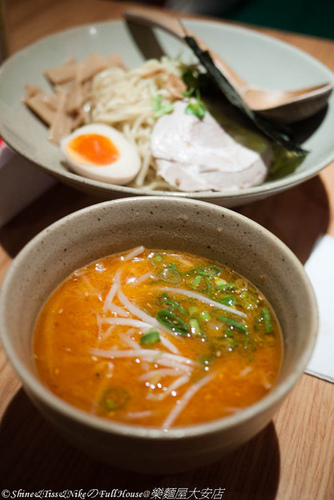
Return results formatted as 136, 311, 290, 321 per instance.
239, 366, 253, 377
117, 289, 161, 327
147, 374, 190, 401
124, 410, 154, 419
163, 286, 247, 318
163, 372, 215, 429
100, 324, 115, 341
90, 348, 196, 367
151, 357, 194, 371
134, 271, 155, 284
117, 289, 177, 336
120, 333, 140, 349
159, 334, 179, 354
103, 269, 121, 312
107, 303, 130, 317
95, 313, 104, 343
102, 317, 153, 330
121, 246, 145, 262
138, 367, 190, 381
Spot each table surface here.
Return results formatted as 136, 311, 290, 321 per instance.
1, 1, 334, 498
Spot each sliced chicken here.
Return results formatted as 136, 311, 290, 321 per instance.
151, 100, 271, 192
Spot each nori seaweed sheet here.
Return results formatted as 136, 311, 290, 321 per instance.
184, 35, 307, 156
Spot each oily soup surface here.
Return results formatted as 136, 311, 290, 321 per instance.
33, 248, 282, 428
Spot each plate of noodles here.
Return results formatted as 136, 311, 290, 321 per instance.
0, 19, 333, 206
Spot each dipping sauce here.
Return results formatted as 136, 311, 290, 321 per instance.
33, 247, 282, 429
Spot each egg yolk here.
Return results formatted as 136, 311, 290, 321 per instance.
68, 134, 120, 166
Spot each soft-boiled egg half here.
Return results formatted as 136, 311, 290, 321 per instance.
61, 124, 141, 185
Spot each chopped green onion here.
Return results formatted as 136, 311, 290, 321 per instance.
262, 307, 273, 333
152, 94, 174, 118
219, 295, 235, 306
189, 306, 198, 315
101, 387, 130, 412
157, 310, 189, 335
140, 329, 160, 347
205, 277, 213, 295
200, 311, 211, 321
150, 254, 165, 267
191, 275, 202, 287
219, 315, 248, 333
158, 264, 181, 284
215, 278, 227, 287
194, 265, 222, 276
221, 336, 237, 350
189, 318, 201, 335
160, 292, 186, 315
217, 282, 236, 291
197, 354, 213, 366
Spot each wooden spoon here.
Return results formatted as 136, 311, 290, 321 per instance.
124, 7, 333, 124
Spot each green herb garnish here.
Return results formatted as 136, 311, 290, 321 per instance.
152, 94, 174, 118
182, 87, 195, 98
185, 89, 206, 120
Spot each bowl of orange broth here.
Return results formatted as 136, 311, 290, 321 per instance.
0, 197, 317, 473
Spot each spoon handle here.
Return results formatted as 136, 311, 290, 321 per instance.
124, 7, 246, 90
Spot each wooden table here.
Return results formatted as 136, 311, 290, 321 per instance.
1, 1, 333, 498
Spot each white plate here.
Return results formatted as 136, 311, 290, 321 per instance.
0, 19, 333, 207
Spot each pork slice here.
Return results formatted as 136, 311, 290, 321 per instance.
151, 100, 271, 192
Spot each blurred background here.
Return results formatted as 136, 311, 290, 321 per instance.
128, 0, 334, 40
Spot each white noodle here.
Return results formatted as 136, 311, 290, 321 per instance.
163, 286, 247, 318
88, 58, 184, 189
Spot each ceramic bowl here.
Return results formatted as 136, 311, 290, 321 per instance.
0, 197, 318, 473
0, 20, 333, 207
